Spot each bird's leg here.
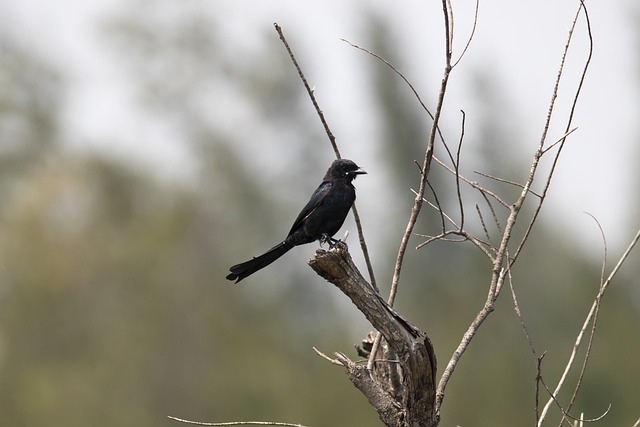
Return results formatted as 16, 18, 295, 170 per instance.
319, 233, 331, 247
320, 233, 344, 249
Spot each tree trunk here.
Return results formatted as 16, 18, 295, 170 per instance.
309, 244, 438, 427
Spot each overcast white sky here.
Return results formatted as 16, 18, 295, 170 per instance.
2, 0, 639, 255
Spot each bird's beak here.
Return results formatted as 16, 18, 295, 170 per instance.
354, 168, 367, 175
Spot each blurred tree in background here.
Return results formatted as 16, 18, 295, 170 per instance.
0, 1, 638, 426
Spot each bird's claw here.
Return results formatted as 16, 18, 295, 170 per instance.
320, 233, 345, 250
320, 233, 333, 246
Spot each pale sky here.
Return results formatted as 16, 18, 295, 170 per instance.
2, 0, 639, 255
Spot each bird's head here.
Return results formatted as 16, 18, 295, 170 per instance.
326, 159, 367, 181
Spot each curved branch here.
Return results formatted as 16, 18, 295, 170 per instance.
451, 0, 479, 68
537, 225, 640, 426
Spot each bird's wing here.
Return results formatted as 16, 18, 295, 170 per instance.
287, 181, 333, 236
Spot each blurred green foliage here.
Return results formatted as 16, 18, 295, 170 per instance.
0, 3, 638, 427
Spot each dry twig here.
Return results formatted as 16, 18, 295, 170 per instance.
168, 415, 308, 427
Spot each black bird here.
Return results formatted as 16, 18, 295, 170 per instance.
226, 159, 366, 283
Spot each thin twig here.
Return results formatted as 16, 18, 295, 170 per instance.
479, 190, 502, 235
535, 353, 546, 425
168, 416, 308, 427
413, 188, 458, 230
506, 253, 543, 423
433, 156, 510, 208
274, 23, 339, 157
312, 346, 346, 366
366, 334, 382, 371
537, 378, 612, 424
351, 203, 378, 292
455, 110, 466, 231
414, 200, 495, 260
427, 180, 447, 232
420, 235, 468, 244
343, 39, 460, 174
341, 40, 433, 121
436, 264, 509, 411
559, 214, 607, 425
475, 204, 493, 252
452, 0, 479, 68
507, 261, 537, 354
473, 170, 543, 199
541, 127, 579, 155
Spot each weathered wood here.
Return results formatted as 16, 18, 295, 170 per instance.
309, 244, 438, 427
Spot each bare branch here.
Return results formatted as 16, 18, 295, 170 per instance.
472, 170, 543, 199
535, 354, 546, 425
427, 180, 448, 232
410, 186, 495, 260
559, 214, 608, 424
168, 416, 309, 427
312, 346, 346, 366
273, 23, 339, 158
412, 188, 458, 229
342, 39, 433, 120
537, 225, 640, 426
506, 259, 537, 349
506, 254, 545, 422
433, 156, 510, 208
436, 264, 508, 411
452, 0, 479, 68
479, 190, 503, 235
511, 2, 593, 265
541, 127, 579, 155
536, 377, 612, 424
475, 204, 494, 251
437, 2, 594, 412
351, 203, 379, 292
455, 110, 466, 231
603, 228, 640, 290
390, 0, 454, 309
273, 22, 378, 292
342, 37, 463, 189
